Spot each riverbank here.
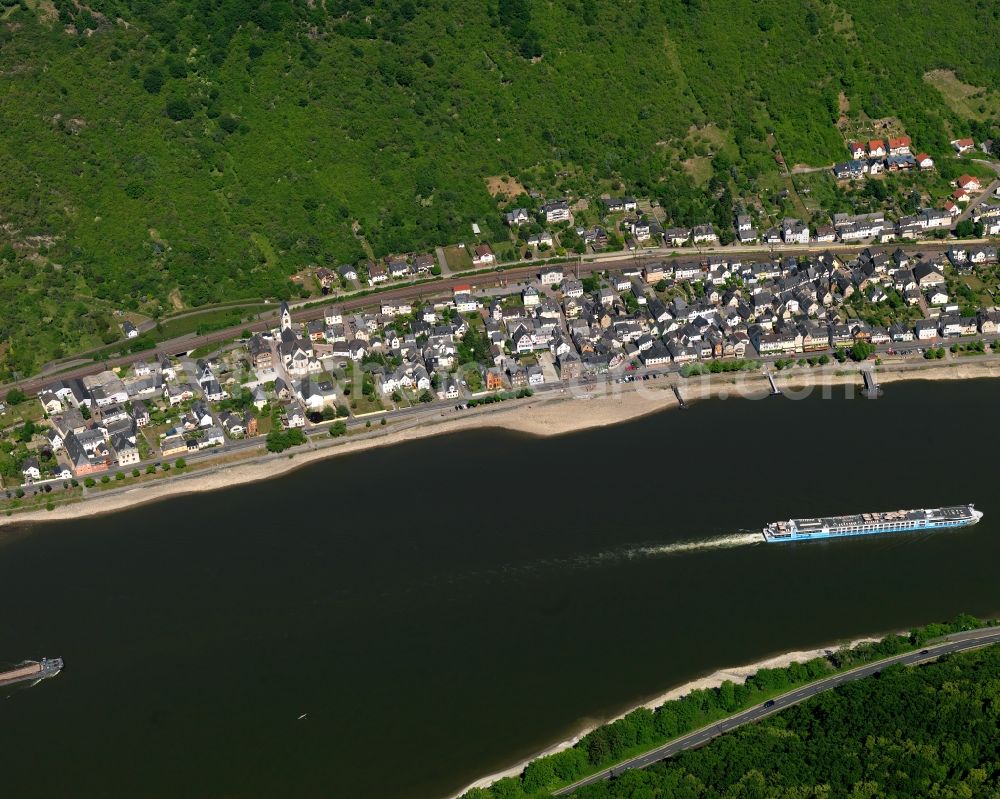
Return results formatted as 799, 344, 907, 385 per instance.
450, 634, 884, 797
4, 358, 1000, 528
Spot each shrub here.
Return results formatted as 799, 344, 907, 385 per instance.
101, 475, 110, 484
132, 468, 140, 478
175, 458, 186, 469
84, 477, 96, 488
115, 471, 125, 481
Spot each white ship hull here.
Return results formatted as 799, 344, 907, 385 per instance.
763, 505, 982, 543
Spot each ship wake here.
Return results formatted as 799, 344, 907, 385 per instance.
446, 532, 765, 586
623, 532, 764, 559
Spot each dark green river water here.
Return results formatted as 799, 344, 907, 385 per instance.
1, 379, 998, 798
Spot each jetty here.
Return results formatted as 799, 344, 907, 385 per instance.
763, 367, 782, 396
861, 366, 882, 398
671, 383, 688, 409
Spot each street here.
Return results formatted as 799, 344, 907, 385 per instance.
555, 626, 1000, 795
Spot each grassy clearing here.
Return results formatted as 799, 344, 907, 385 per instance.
924, 69, 1000, 121
443, 245, 474, 271
154, 305, 269, 340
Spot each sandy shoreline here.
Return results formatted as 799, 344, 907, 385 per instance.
3, 359, 1000, 528
450, 633, 885, 797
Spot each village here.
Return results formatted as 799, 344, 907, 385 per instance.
5, 229, 1000, 502
4, 124, 1000, 503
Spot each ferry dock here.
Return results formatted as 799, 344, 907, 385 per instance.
763, 367, 782, 396
862, 366, 882, 398
671, 382, 688, 409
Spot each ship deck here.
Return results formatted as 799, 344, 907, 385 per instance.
790, 506, 973, 533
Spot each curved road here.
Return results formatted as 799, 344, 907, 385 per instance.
555, 626, 1000, 795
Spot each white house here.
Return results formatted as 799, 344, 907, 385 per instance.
504, 208, 530, 226
472, 244, 495, 266
691, 224, 718, 245
21, 458, 41, 483
541, 201, 571, 223
958, 175, 982, 193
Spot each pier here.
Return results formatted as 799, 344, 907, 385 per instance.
862, 366, 882, 398
671, 383, 688, 409
763, 367, 783, 396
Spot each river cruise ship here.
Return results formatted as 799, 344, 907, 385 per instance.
763, 505, 982, 543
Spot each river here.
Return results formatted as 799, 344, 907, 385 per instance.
1, 379, 998, 798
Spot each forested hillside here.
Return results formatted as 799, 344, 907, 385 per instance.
2, 0, 1000, 376
566, 643, 1000, 799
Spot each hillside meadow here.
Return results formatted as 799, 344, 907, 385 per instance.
1, 0, 1000, 376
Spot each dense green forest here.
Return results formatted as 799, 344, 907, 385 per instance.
2, 0, 1000, 376
565, 643, 1000, 799
461, 616, 995, 799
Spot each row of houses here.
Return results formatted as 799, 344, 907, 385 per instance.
28, 349, 261, 480
265, 240, 1000, 411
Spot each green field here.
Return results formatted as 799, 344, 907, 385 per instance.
2, 0, 1000, 378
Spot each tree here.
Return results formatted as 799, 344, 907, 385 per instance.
5, 388, 25, 405
142, 67, 165, 94
115, 471, 126, 480
132, 468, 140, 478
954, 219, 976, 239
329, 421, 347, 437
522, 758, 556, 793
419, 389, 433, 403
851, 341, 875, 361
165, 98, 194, 121
175, 458, 186, 469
